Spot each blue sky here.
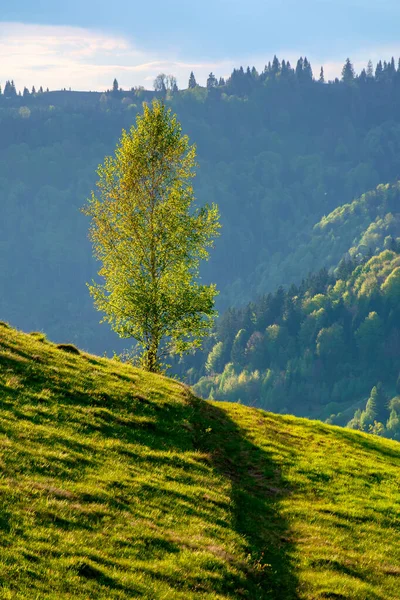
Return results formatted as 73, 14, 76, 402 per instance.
2, 0, 400, 91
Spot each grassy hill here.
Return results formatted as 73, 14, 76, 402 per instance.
0, 322, 399, 599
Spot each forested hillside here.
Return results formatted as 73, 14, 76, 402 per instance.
3, 57, 400, 354
180, 247, 400, 440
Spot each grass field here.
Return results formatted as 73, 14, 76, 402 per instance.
0, 321, 399, 599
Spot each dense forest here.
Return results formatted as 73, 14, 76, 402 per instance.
3, 56, 400, 355
177, 243, 400, 440
2, 57, 400, 438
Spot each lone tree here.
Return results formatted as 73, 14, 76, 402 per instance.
83, 100, 220, 372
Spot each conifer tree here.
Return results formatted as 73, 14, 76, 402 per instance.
319, 66, 325, 83
360, 384, 387, 430
303, 58, 313, 80
359, 69, 367, 83
206, 72, 218, 88
375, 60, 383, 81
341, 58, 355, 83
272, 55, 281, 75
366, 60, 374, 78
295, 57, 304, 80
4, 80, 17, 98
188, 72, 197, 89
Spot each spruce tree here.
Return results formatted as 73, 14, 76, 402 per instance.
360, 384, 387, 430
319, 66, 325, 83
206, 72, 218, 89
272, 55, 280, 75
359, 69, 367, 83
375, 60, 383, 81
360, 387, 378, 430
188, 72, 197, 89
295, 57, 304, 80
303, 58, 313, 80
4, 80, 17, 98
341, 58, 355, 83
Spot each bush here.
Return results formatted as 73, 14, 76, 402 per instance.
29, 332, 47, 342
56, 343, 80, 355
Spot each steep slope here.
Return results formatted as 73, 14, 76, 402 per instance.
0, 322, 399, 599
186, 248, 400, 440
266, 181, 400, 293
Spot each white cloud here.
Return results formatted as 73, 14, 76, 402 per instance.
1, 22, 400, 92
0, 22, 244, 91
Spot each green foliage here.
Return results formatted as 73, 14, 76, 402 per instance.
182, 250, 400, 440
83, 101, 220, 372
316, 324, 345, 360
350, 384, 388, 434
1, 324, 400, 599
205, 341, 224, 374
386, 409, 400, 439
230, 328, 248, 366
4, 72, 400, 355
355, 311, 384, 361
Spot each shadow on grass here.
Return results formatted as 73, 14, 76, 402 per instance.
0, 341, 299, 597
187, 394, 300, 600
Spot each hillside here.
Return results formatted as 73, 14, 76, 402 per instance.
4, 61, 400, 354
184, 249, 400, 440
277, 182, 400, 280
0, 322, 399, 599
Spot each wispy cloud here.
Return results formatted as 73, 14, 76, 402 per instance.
0, 22, 243, 91
1, 22, 400, 92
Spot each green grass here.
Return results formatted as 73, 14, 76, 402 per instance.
0, 322, 399, 599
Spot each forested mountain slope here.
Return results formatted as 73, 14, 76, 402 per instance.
3, 59, 400, 353
276, 181, 400, 284
181, 248, 400, 441
0, 321, 399, 599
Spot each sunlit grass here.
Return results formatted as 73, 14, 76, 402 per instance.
0, 322, 399, 599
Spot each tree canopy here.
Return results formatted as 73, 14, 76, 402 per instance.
83, 100, 220, 371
